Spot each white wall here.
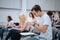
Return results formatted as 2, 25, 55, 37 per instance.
0, 0, 22, 9
55, 0, 60, 11
27, 0, 60, 11
27, 0, 55, 11
0, 0, 22, 25
0, 0, 60, 25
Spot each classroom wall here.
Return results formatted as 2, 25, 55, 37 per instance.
27, 0, 60, 11
55, 0, 60, 11
0, 0, 22, 24
27, 0, 55, 11
0, 0, 60, 25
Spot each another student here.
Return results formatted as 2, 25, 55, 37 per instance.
56, 12, 60, 24
4, 16, 15, 28
5, 16, 15, 40
47, 11, 53, 20
57, 12, 60, 40
0, 16, 14, 40
27, 5, 52, 40
47, 11, 53, 26
26, 12, 35, 32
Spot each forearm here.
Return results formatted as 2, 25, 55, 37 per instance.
34, 23, 48, 33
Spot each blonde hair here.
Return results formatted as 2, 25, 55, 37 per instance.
19, 13, 26, 25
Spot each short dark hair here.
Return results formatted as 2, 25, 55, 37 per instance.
58, 11, 60, 14
47, 11, 53, 16
31, 5, 42, 12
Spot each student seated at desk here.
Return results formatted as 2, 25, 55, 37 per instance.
26, 12, 36, 32
0, 16, 15, 40
55, 12, 60, 25
27, 5, 52, 40
4, 16, 15, 29
4, 16, 15, 40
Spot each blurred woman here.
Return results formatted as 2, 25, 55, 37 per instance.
14, 13, 29, 31
4, 16, 15, 28
47, 11, 53, 21
5, 16, 15, 40
26, 12, 35, 32
0, 16, 14, 40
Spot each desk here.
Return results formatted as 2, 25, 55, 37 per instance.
20, 32, 39, 36
20, 32, 40, 37
54, 25, 60, 27
20, 32, 40, 40
54, 25, 60, 30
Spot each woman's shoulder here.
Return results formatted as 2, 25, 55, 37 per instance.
9, 20, 14, 23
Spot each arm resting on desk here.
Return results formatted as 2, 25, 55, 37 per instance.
34, 23, 48, 33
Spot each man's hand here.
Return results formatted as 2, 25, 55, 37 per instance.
33, 23, 48, 33
33, 22, 39, 27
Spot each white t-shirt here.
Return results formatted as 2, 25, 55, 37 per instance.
26, 17, 35, 23
36, 14, 52, 40
8, 20, 14, 27
25, 17, 35, 31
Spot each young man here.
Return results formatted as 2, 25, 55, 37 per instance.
31, 5, 52, 40
57, 12, 60, 23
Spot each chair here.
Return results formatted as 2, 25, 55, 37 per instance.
52, 27, 59, 40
